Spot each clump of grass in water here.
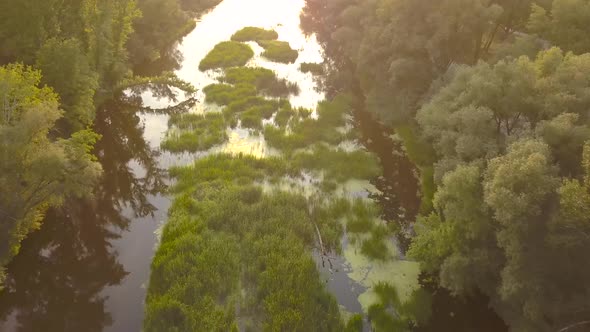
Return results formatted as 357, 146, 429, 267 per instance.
203, 83, 257, 105
300, 62, 323, 75
146, 152, 348, 330
231, 26, 278, 42
257, 40, 299, 63
220, 67, 299, 97
224, 96, 284, 130
161, 112, 227, 152
263, 95, 354, 153
199, 41, 254, 71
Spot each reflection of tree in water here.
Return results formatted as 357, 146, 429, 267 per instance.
0, 98, 166, 332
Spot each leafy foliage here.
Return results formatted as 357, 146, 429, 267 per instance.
528, 0, 590, 54
0, 64, 102, 280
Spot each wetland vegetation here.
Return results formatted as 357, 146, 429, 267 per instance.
144, 28, 413, 331
199, 41, 255, 71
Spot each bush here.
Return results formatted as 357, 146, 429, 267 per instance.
231, 27, 278, 42
199, 41, 254, 70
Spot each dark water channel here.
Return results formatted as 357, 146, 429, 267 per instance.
0, 0, 506, 331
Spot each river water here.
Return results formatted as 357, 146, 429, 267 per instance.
0, 0, 505, 331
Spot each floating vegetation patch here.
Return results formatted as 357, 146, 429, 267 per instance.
161, 112, 227, 152
231, 26, 279, 42
199, 41, 254, 71
300, 62, 324, 75
258, 40, 299, 63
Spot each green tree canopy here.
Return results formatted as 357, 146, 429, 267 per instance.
0, 64, 102, 285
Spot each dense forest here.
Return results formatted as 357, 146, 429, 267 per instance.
302, 0, 590, 331
0, 0, 221, 290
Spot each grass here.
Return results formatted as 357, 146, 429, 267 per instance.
258, 40, 299, 63
231, 27, 278, 42
220, 67, 299, 97
300, 62, 323, 75
147, 47, 392, 330
199, 41, 254, 71
263, 96, 353, 153
203, 83, 257, 105
145, 152, 348, 330
161, 112, 227, 152
293, 145, 381, 182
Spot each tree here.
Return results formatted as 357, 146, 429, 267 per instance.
0, 64, 102, 286
128, 0, 195, 68
36, 38, 99, 132
528, 0, 590, 54
409, 164, 501, 296
302, 0, 508, 123
417, 48, 590, 181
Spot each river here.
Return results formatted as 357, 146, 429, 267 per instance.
0, 0, 505, 331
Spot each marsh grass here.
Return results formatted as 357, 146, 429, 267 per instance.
146, 151, 348, 330
148, 34, 387, 330
220, 67, 299, 97
300, 62, 323, 75
224, 96, 287, 129
203, 83, 257, 105
263, 97, 352, 153
231, 27, 278, 42
257, 40, 299, 63
161, 112, 227, 152
199, 41, 254, 71
292, 145, 380, 182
